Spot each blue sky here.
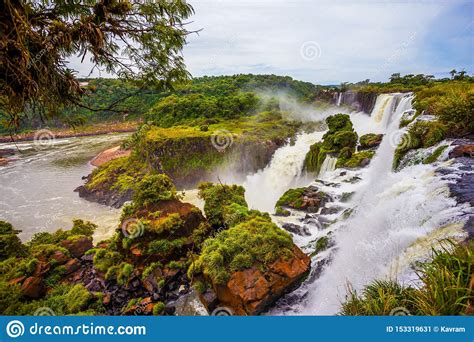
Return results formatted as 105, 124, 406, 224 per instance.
71, 0, 473, 85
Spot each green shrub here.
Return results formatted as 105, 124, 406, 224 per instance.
198, 182, 248, 227
153, 301, 166, 315
393, 121, 447, 169
92, 248, 122, 273
64, 284, 92, 314
337, 151, 375, 168
0, 221, 27, 260
189, 217, 294, 284
134, 174, 177, 208
341, 240, 474, 315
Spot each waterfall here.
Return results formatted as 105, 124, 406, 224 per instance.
243, 131, 325, 213
281, 93, 469, 315
336, 93, 343, 107
319, 155, 337, 177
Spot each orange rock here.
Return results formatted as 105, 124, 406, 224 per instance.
61, 236, 93, 258
213, 245, 311, 315
21, 276, 45, 298
449, 144, 474, 158
90, 146, 131, 167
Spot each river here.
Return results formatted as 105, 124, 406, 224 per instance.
0, 133, 129, 242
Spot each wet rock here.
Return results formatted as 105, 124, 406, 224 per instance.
21, 276, 46, 298
282, 223, 311, 236
199, 288, 219, 312
359, 133, 383, 150
320, 206, 341, 215
213, 246, 310, 315
174, 289, 209, 316
61, 236, 93, 258
0, 158, 9, 166
449, 144, 474, 158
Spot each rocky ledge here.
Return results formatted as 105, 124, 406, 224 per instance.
1, 175, 311, 316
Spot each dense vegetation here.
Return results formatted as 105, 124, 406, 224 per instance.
1, 74, 320, 133
1, 0, 193, 130
341, 240, 474, 315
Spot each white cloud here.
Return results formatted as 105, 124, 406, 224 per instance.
68, 0, 472, 84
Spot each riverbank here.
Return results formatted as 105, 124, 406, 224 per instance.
0, 121, 139, 143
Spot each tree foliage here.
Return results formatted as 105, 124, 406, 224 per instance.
0, 0, 194, 128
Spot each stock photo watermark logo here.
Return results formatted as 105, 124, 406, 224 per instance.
211, 307, 233, 316
300, 41, 322, 61
388, 129, 412, 149
27, 32, 64, 70
211, 130, 234, 151
6, 320, 25, 338
121, 218, 145, 239
34, 307, 56, 316
33, 129, 56, 150
389, 307, 411, 316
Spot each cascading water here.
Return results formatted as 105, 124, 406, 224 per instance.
243, 131, 325, 213
319, 155, 337, 177
336, 93, 343, 107
266, 93, 470, 315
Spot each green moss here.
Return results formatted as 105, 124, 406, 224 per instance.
359, 133, 383, 149
114, 262, 134, 285
0, 221, 27, 260
142, 261, 163, 280
337, 150, 375, 168
148, 213, 183, 235
310, 236, 330, 257
304, 114, 358, 173
193, 280, 209, 294
423, 145, 448, 164
276, 188, 306, 210
393, 121, 447, 169
167, 260, 186, 270
44, 265, 66, 287
274, 206, 290, 216
85, 155, 148, 194
92, 248, 122, 273
153, 301, 166, 315
30, 244, 70, 261
198, 182, 248, 227
189, 217, 294, 284
64, 284, 92, 314
303, 142, 327, 173
133, 174, 177, 208
147, 237, 187, 255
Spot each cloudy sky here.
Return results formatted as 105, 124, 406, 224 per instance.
72, 0, 473, 85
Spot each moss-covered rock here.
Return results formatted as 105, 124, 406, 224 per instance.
393, 120, 447, 169
359, 133, 383, 150
197, 182, 247, 228
275, 186, 330, 213
303, 114, 358, 174
337, 150, 375, 168
423, 145, 448, 164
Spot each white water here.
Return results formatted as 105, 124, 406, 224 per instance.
336, 93, 343, 107
319, 155, 337, 177
245, 92, 470, 315
243, 131, 325, 212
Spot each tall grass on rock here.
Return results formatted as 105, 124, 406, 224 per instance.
341, 240, 474, 315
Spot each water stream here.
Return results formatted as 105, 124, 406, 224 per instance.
0, 134, 129, 242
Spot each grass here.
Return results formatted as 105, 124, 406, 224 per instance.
341, 240, 474, 315
188, 216, 294, 285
